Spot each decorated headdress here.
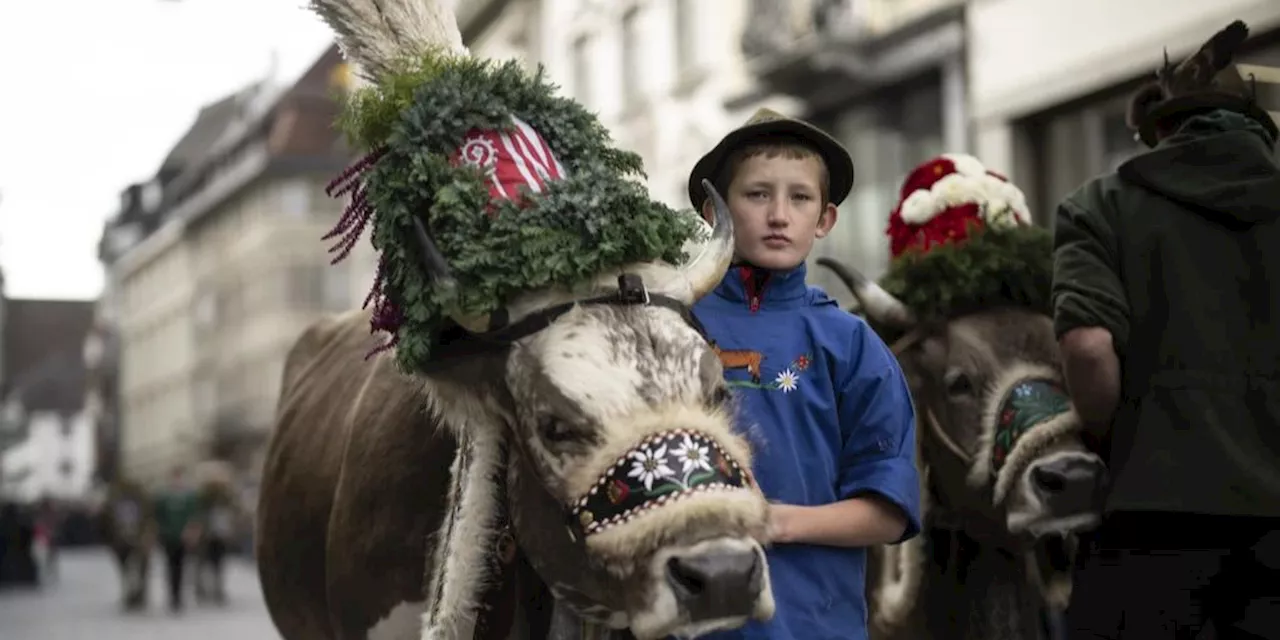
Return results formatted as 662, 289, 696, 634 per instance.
1128, 20, 1280, 147
871, 153, 1052, 330
312, 0, 704, 374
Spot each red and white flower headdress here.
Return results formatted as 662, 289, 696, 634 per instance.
886, 153, 1031, 258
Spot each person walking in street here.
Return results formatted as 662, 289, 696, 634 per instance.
195, 479, 239, 606
32, 495, 61, 587
152, 466, 203, 613
100, 477, 155, 611
1051, 20, 1280, 638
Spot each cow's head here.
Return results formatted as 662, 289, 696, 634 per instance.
422, 182, 773, 640
817, 258, 1104, 540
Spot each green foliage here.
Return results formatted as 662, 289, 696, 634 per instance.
346, 53, 702, 372
878, 224, 1054, 324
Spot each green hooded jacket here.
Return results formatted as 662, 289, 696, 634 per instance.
1052, 109, 1280, 518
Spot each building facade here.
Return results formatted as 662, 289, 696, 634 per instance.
968, 0, 1280, 223
0, 299, 95, 503
107, 46, 361, 487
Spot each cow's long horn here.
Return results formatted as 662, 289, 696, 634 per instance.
683, 179, 735, 301
412, 217, 493, 334
814, 257, 915, 328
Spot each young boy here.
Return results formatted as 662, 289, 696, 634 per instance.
687, 108, 922, 640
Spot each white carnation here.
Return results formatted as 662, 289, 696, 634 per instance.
943, 153, 988, 177
900, 189, 938, 224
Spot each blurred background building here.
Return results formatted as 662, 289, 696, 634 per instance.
76, 0, 1280, 500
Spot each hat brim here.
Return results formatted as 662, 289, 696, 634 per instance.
1138, 93, 1280, 147
686, 119, 855, 210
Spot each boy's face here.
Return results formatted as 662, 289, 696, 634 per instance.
706, 153, 838, 271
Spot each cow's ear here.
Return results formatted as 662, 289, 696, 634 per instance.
414, 338, 515, 434
897, 328, 944, 392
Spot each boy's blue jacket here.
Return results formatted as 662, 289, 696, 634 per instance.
691, 262, 922, 640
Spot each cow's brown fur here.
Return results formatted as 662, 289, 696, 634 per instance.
258, 310, 458, 639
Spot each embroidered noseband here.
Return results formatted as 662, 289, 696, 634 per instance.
566, 429, 754, 542
990, 378, 1071, 473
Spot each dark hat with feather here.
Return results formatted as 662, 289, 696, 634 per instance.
1128, 20, 1280, 147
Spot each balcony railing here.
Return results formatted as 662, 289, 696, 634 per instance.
736, 0, 965, 107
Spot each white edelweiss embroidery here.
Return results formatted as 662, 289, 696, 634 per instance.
628, 444, 674, 491
775, 369, 799, 393
672, 435, 712, 474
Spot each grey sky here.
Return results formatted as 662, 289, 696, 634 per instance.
0, 0, 334, 300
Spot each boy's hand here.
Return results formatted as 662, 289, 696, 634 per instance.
766, 498, 909, 548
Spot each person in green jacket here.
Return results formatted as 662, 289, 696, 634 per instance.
152, 466, 203, 612
1051, 20, 1280, 639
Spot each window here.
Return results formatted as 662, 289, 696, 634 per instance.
288, 263, 347, 312
194, 289, 217, 330
572, 35, 592, 105
323, 262, 350, 311
288, 264, 325, 311
673, 0, 695, 73
141, 180, 163, 213
1026, 94, 1139, 223
621, 7, 641, 103
279, 179, 312, 218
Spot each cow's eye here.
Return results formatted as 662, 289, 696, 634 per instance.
943, 370, 974, 397
708, 385, 732, 407
538, 416, 583, 444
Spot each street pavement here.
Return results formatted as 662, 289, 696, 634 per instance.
0, 547, 282, 640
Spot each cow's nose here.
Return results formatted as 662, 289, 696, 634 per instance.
666, 548, 762, 620
1030, 454, 1106, 513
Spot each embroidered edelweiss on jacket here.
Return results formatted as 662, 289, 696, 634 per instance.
724, 353, 812, 392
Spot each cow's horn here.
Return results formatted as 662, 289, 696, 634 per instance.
814, 257, 915, 328
412, 217, 493, 333
683, 179, 736, 301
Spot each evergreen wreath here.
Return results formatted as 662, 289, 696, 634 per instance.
323, 51, 703, 373
879, 220, 1053, 324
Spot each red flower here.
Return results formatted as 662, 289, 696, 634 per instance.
899, 158, 956, 200
886, 202, 985, 258
607, 478, 630, 504
794, 355, 811, 370
716, 456, 732, 478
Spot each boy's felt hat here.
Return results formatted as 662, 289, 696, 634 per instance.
686, 107, 855, 210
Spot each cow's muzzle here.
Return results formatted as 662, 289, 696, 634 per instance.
1028, 453, 1107, 517
666, 545, 762, 619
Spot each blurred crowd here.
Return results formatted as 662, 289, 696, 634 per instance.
0, 463, 252, 613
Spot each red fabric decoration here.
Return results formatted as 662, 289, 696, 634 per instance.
448, 116, 567, 211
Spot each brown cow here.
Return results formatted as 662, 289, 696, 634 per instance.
257, 182, 778, 640
818, 258, 1104, 640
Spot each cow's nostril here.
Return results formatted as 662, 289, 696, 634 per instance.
1033, 466, 1066, 494
666, 557, 706, 596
